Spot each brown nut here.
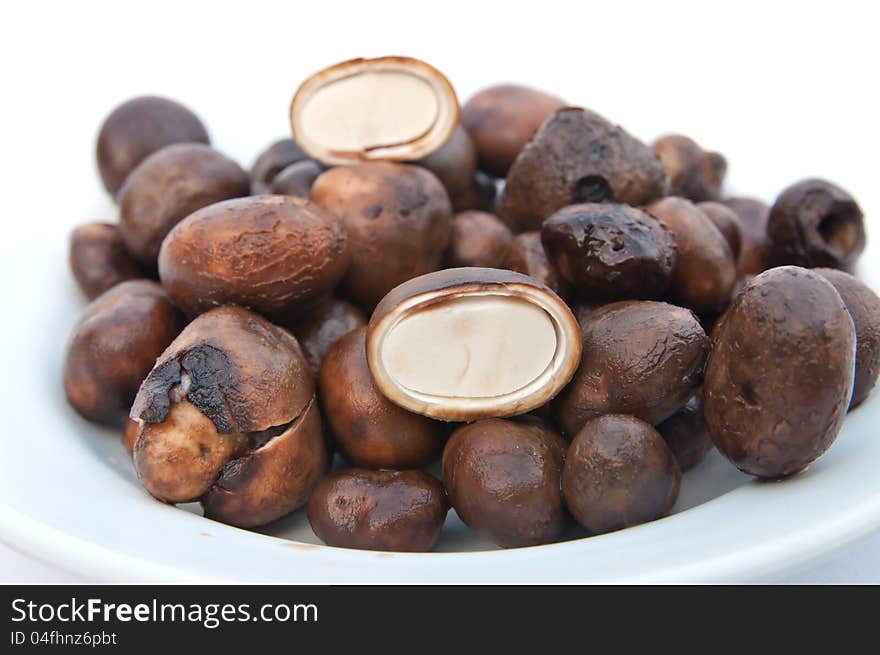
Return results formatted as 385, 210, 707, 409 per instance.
249, 138, 308, 195
269, 159, 324, 198
499, 107, 668, 232
96, 96, 209, 196
69, 223, 142, 299
416, 124, 478, 203
721, 196, 770, 277
288, 297, 367, 376
291, 56, 459, 166
503, 231, 569, 298
460, 84, 565, 177
562, 414, 680, 535
119, 143, 249, 267
697, 201, 743, 261
367, 268, 582, 421
318, 328, 444, 469
63, 280, 184, 426
450, 171, 499, 213
307, 469, 448, 552
656, 392, 714, 471
646, 197, 736, 313
651, 134, 726, 202
541, 203, 676, 301
556, 300, 708, 436
310, 162, 451, 308
446, 211, 513, 269
814, 268, 880, 409
122, 417, 141, 456
704, 266, 855, 478
159, 195, 350, 320
766, 178, 865, 271
442, 418, 568, 547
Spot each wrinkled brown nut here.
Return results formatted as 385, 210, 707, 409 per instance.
63, 280, 184, 426
646, 197, 736, 313
310, 162, 451, 308
722, 196, 771, 276
503, 231, 569, 298
318, 328, 444, 469
69, 223, 143, 299
131, 306, 326, 526
119, 143, 249, 267
123, 417, 141, 456
814, 269, 880, 409
704, 267, 855, 478
96, 96, 209, 196
291, 56, 459, 166
307, 469, 448, 552
562, 414, 680, 535
288, 297, 367, 376
499, 107, 668, 232
766, 178, 865, 271
269, 159, 323, 198
368, 268, 582, 421
416, 125, 478, 204
159, 195, 350, 320
249, 138, 308, 195
460, 84, 565, 177
442, 418, 568, 547
651, 134, 726, 202
697, 201, 743, 261
656, 392, 714, 471
541, 203, 676, 301
446, 211, 513, 268
556, 300, 708, 436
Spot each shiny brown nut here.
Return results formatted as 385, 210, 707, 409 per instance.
69, 223, 142, 299
119, 143, 249, 267
722, 196, 770, 277
159, 195, 350, 320
416, 125, 478, 203
556, 300, 708, 436
541, 203, 676, 301
131, 306, 326, 526
310, 162, 451, 308
656, 392, 714, 471
499, 108, 668, 233
647, 197, 736, 313
318, 328, 444, 469
249, 138, 308, 195
766, 178, 865, 271
503, 231, 568, 298
814, 268, 880, 409
288, 297, 367, 376
122, 417, 141, 456
704, 266, 855, 478
269, 159, 323, 198
367, 268, 582, 421
307, 469, 448, 552
697, 201, 743, 261
460, 84, 565, 177
446, 211, 513, 268
291, 56, 459, 166
63, 280, 184, 426
562, 414, 680, 534
96, 96, 209, 196
651, 134, 726, 202
442, 418, 568, 547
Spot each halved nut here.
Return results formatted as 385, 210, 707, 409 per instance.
367, 268, 582, 421
290, 56, 459, 166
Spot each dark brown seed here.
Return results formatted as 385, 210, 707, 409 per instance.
69, 222, 143, 299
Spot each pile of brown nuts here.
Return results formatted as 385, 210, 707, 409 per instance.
64, 56, 879, 551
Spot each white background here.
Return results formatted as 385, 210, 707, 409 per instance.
1, 0, 878, 582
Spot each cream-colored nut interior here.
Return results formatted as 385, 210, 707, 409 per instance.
380, 296, 557, 399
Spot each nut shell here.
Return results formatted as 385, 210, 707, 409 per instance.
651, 134, 726, 202
288, 297, 367, 376
69, 222, 142, 299
722, 196, 770, 277
446, 211, 513, 269
656, 393, 714, 471
250, 138, 308, 195
503, 231, 568, 298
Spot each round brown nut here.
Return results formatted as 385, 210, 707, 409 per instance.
96, 96, 209, 196
651, 134, 727, 202
69, 222, 142, 299
460, 84, 565, 177
647, 197, 736, 313
541, 203, 676, 301
814, 268, 880, 409
697, 201, 743, 261
288, 297, 367, 376
656, 392, 714, 471
499, 107, 668, 233
249, 138, 308, 195
63, 280, 185, 426
159, 195, 350, 320
704, 266, 856, 478
307, 469, 448, 552
119, 143, 249, 267
269, 159, 323, 198
416, 124, 478, 203
310, 162, 451, 308
446, 211, 513, 269
766, 178, 865, 271
556, 300, 708, 436
503, 231, 568, 298
722, 196, 771, 277
563, 414, 680, 535
442, 418, 568, 547
367, 268, 582, 421
318, 328, 444, 469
